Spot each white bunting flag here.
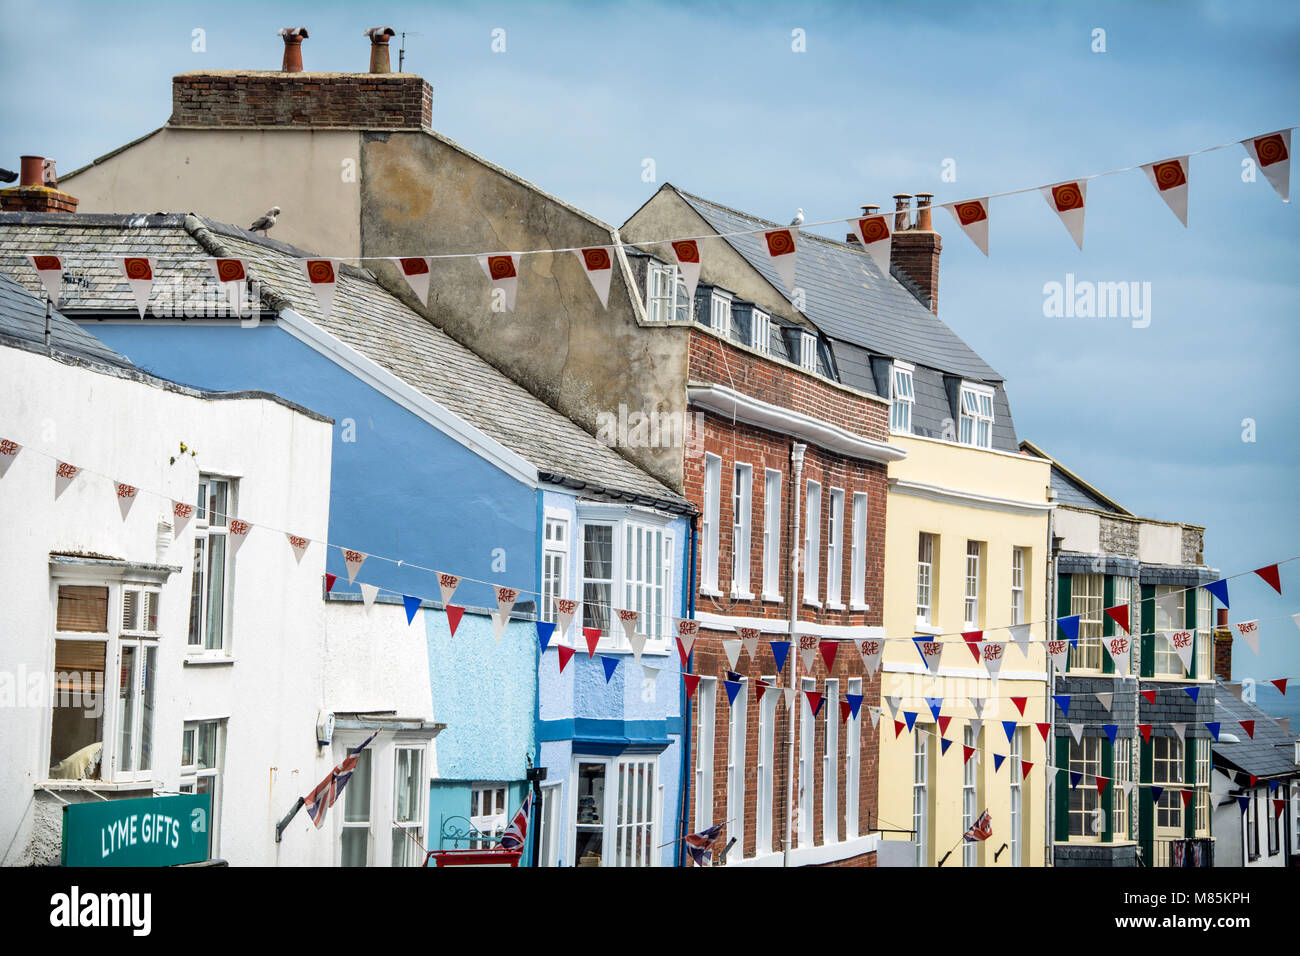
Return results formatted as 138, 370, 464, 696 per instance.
1047, 638, 1071, 674
1233, 619, 1261, 657
119, 257, 157, 318
853, 215, 892, 272
867, 706, 882, 730
887, 695, 903, 720
360, 583, 379, 609
1155, 591, 1181, 627
396, 257, 433, 307
574, 247, 614, 308
495, 586, 520, 623
1141, 156, 1190, 226
1095, 690, 1114, 712
1008, 623, 1032, 658
1293, 612, 1300, 632
669, 239, 702, 303
858, 637, 885, 677
286, 533, 310, 564
0, 438, 21, 479
477, 253, 520, 312
437, 572, 461, 607
676, 619, 698, 661
208, 258, 249, 317
942, 198, 990, 256
228, 519, 252, 557
1101, 632, 1133, 677
627, 632, 647, 663
28, 255, 64, 305
114, 481, 138, 520
1242, 130, 1291, 202
172, 500, 195, 538
1171, 722, 1187, 741
617, 608, 640, 646
723, 639, 743, 671
299, 259, 340, 322
760, 227, 798, 291
641, 663, 659, 700
556, 598, 578, 637
492, 612, 508, 643
798, 634, 819, 672
1041, 180, 1088, 250
343, 549, 367, 585
915, 638, 944, 672
1069, 722, 1085, 744
968, 717, 983, 741
969, 696, 987, 718
978, 641, 1007, 679
1165, 630, 1195, 672
54, 460, 79, 499
737, 626, 762, 662
783, 687, 797, 712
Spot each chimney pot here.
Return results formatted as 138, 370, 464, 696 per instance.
915, 192, 934, 231
861, 203, 880, 216
892, 193, 913, 231
2, 155, 78, 213
19, 156, 44, 187
366, 27, 396, 74
279, 27, 309, 73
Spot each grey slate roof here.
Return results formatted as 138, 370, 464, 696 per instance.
1213, 685, 1300, 779
1019, 439, 1132, 515
0, 212, 689, 511
671, 190, 1021, 452
0, 269, 133, 369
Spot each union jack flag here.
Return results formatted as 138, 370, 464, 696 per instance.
304, 731, 379, 828
499, 789, 533, 851
963, 808, 993, 843
685, 823, 725, 867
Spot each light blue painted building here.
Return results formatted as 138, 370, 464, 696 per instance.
0, 212, 693, 865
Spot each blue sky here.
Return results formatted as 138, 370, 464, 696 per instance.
2, 0, 1297, 683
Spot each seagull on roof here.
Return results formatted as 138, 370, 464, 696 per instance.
789, 208, 805, 227
249, 206, 280, 235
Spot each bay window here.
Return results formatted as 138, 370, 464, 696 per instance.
578, 509, 676, 653
1152, 586, 1187, 678
571, 755, 660, 867
336, 731, 433, 867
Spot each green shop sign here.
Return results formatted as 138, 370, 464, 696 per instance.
62, 793, 211, 867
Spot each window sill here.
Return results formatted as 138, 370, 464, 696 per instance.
802, 599, 822, 609
588, 646, 673, 659
699, 587, 723, 599
762, 593, 784, 603
914, 624, 943, 636
826, 602, 845, 611
184, 655, 236, 667
38, 779, 156, 793
730, 590, 756, 601
850, 603, 870, 612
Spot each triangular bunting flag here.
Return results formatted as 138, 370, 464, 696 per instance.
968, 718, 983, 741
445, 605, 465, 637
978, 641, 1006, 679
583, 627, 602, 659
1140, 689, 1157, 705
819, 639, 839, 673
1053, 694, 1072, 718
683, 673, 701, 701
1271, 678, 1288, 695
227, 519, 252, 557
1007, 623, 1032, 657
1047, 638, 1071, 673
853, 214, 893, 272
724, 679, 743, 706
845, 693, 864, 719
0, 438, 21, 479
1002, 720, 1018, 743
784, 687, 796, 712
360, 583, 379, 609
993, 753, 1006, 772
437, 572, 461, 607
28, 255, 64, 305
1232, 620, 1260, 656
961, 630, 984, 663
903, 711, 918, 732
1171, 722, 1187, 741
1140, 156, 1190, 227
1154, 591, 1182, 626
1021, 761, 1033, 780
1242, 129, 1291, 202
1240, 720, 1255, 739
574, 247, 614, 308
804, 690, 823, 715
617, 607, 641, 645
840, 700, 853, 722
737, 627, 762, 662
769, 640, 790, 675
1253, 564, 1282, 595
120, 256, 157, 317
722, 639, 743, 671
670, 239, 702, 303
926, 697, 944, 721
969, 696, 986, 718
1205, 578, 1229, 609
169, 499, 194, 538
627, 632, 647, 663
1069, 771, 1082, 791
1069, 723, 1084, 744
495, 586, 519, 623
343, 549, 366, 584
760, 227, 798, 291
913, 637, 943, 671
867, 707, 882, 730
1179, 789, 1193, 809
1150, 785, 1164, 803
324, 573, 337, 592
1274, 798, 1287, 819
1096, 775, 1109, 796
1139, 723, 1153, 743
114, 481, 138, 520
894, 719, 906, 739
1056, 615, 1081, 648
1010, 697, 1027, 717
602, 655, 619, 684
1102, 724, 1118, 744
1205, 722, 1221, 742
402, 594, 421, 625
477, 253, 520, 312
1165, 630, 1195, 674
286, 533, 310, 564
1184, 686, 1200, 703
799, 639, 817, 672
558, 645, 575, 673
1238, 795, 1250, 815
299, 258, 339, 322
396, 257, 433, 306
858, 637, 883, 677
942, 198, 990, 256
963, 745, 976, 765
54, 460, 79, 499
1041, 180, 1088, 250
937, 715, 952, 736
887, 695, 903, 719
1103, 603, 1130, 634
536, 620, 556, 652
1095, 691, 1114, 712
491, 611, 508, 642
1036, 722, 1050, 742
940, 737, 953, 756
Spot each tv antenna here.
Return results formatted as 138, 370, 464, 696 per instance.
398, 31, 423, 72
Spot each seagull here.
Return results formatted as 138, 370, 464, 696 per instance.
249, 206, 280, 235
790, 208, 805, 227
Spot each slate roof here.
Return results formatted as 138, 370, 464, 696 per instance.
1213, 685, 1300, 779
0, 269, 133, 369
663, 189, 1021, 452
1019, 439, 1132, 515
0, 212, 690, 511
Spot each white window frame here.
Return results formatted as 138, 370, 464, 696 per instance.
1112, 737, 1130, 841
1068, 735, 1102, 841
964, 540, 983, 630
1069, 573, 1105, 673
1009, 726, 1023, 865
762, 469, 783, 601
188, 474, 235, 655
731, 464, 753, 598
958, 382, 995, 450
751, 309, 770, 353
798, 330, 818, 373
645, 261, 689, 323
542, 513, 569, 626
1153, 736, 1184, 833
333, 732, 433, 868
469, 784, 508, 849
913, 729, 929, 866
1152, 585, 1187, 678
701, 454, 722, 594
822, 678, 839, 845
709, 290, 732, 335
890, 361, 915, 435
1195, 588, 1212, 681
963, 724, 978, 866
727, 675, 748, 858
845, 678, 861, 840
916, 532, 936, 627
695, 677, 716, 833
826, 489, 845, 609
1011, 546, 1026, 626
568, 754, 662, 867
390, 744, 427, 867
577, 506, 677, 653
850, 493, 868, 609
803, 480, 821, 605
798, 676, 816, 846
538, 780, 563, 866
179, 718, 225, 857
756, 673, 778, 855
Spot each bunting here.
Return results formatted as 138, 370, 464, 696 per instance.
943, 198, 990, 256
670, 239, 702, 302
28, 255, 64, 305
1140, 156, 1190, 227
396, 257, 433, 306
298, 258, 339, 322
1254, 564, 1282, 595
760, 227, 798, 291
1233, 619, 1260, 656
574, 247, 614, 308
1041, 180, 1088, 250
854, 214, 893, 272
120, 256, 157, 317
477, 253, 520, 312
1242, 129, 1291, 202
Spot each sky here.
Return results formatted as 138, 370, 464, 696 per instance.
1, 0, 1297, 685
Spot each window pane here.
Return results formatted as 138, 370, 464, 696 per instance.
57, 586, 108, 632
583, 525, 613, 632
394, 748, 423, 823
207, 479, 228, 527
49, 640, 106, 779
117, 645, 137, 773
139, 644, 156, 772
204, 534, 227, 650
341, 828, 369, 867
189, 539, 205, 645
343, 748, 372, 823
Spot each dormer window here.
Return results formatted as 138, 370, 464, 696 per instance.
646, 261, 689, 323
798, 331, 818, 373
890, 362, 915, 434
709, 291, 732, 335
959, 382, 995, 449
751, 310, 770, 354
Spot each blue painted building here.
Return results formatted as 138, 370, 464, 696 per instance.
0, 212, 693, 865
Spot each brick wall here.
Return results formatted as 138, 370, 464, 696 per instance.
170, 71, 432, 129
890, 230, 941, 314
0, 186, 78, 214
684, 329, 890, 866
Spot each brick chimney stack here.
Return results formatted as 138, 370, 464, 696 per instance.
280, 27, 308, 73
890, 191, 942, 314
1213, 607, 1232, 681
845, 204, 880, 244
0, 155, 78, 213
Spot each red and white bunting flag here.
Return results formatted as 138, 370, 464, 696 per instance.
627, 631, 647, 663
209, 257, 247, 285
961, 630, 983, 663
0, 438, 21, 479
494, 586, 520, 643
676, 619, 699, 667
737, 626, 761, 662
396, 257, 433, 307
1233, 619, 1261, 656
1008, 623, 1032, 657
556, 598, 578, 637
856, 637, 884, 677
1242, 130, 1291, 202
437, 572, 460, 606
574, 247, 614, 309
1101, 634, 1133, 675
228, 518, 253, 556
915, 638, 944, 671
477, 253, 520, 312
172, 499, 195, 538
120, 256, 157, 318
798, 634, 819, 671
299, 258, 340, 322
1104, 603, 1130, 634
853, 215, 892, 272
617, 609, 641, 654
360, 583, 379, 609
942, 198, 990, 256
722, 639, 743, 671
343, 549, 367, 584
54, 460, 79, 499
114, 481, 138, 520
760, 228, 798, 291
1046, 638, 1071, 673
1140, 156, 1190, 227
1254, 564, 1282, 595
670, 239, 702, 302
28, 255, 64, 305
867, 706, 882, 729
1164, 630, 1195, 673
979, 641, 1006, 679
286, 533, 310, 564
1041, 181, 1088, 250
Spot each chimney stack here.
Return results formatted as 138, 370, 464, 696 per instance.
366, 27, 396, 73
279, 27, 308, 73
1213, 607, 1232, 681
889, 189, 942, 314
0, 155, 78, 213
846, 203, 882, 244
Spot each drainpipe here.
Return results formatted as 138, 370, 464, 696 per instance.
678, 513, 698, 867
1046, 506, 1057, 867
782, 442, 807, 867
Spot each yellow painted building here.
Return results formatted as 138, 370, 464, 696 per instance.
878, 434, 1053, 866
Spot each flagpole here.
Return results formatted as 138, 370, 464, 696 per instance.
274, 797, 304, 844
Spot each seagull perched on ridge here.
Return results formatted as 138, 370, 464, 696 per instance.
249, 206, 280, 235
789, 208, 805, 227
